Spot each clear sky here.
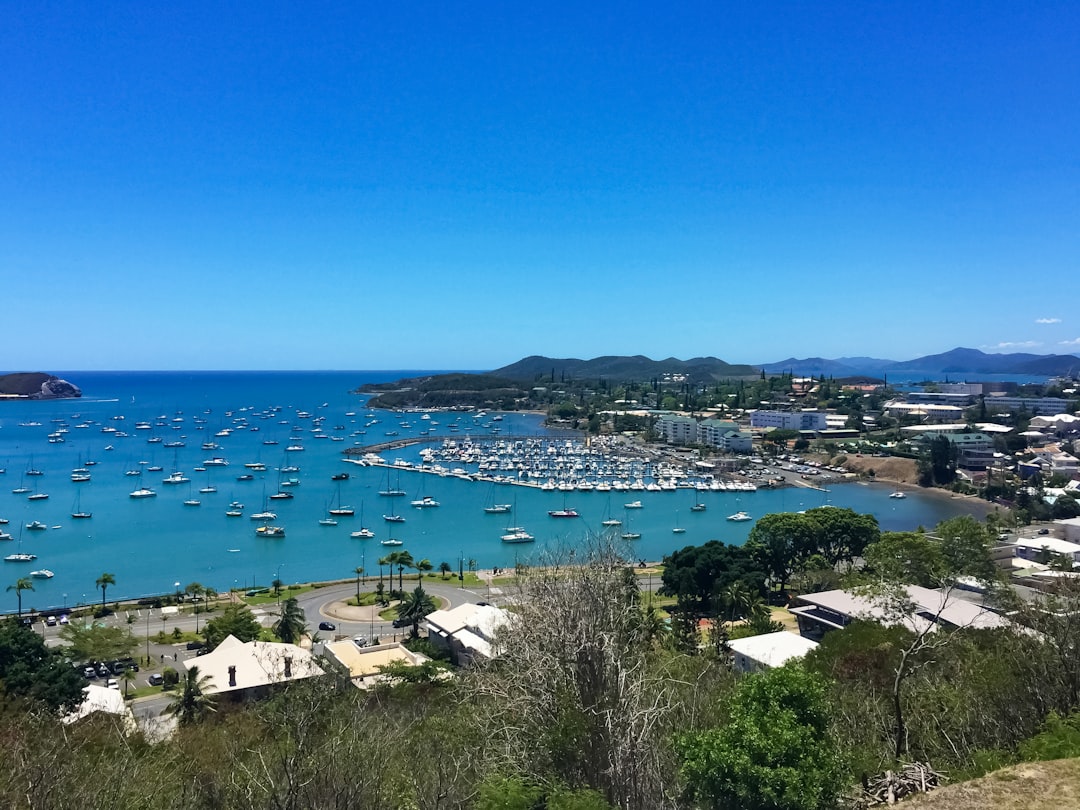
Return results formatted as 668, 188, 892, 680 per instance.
2, 3, 1078, 371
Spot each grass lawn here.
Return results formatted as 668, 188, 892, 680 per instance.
243, 583, 324, 605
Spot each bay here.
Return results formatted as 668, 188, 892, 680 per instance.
1, 371, 985, 613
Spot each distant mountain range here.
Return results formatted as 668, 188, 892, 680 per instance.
759, 347, 1080, 378
493, 355, 760, 382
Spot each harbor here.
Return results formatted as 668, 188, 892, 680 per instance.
0, 371, 987, 609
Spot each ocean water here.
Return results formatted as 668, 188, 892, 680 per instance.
1, 371, 986, 612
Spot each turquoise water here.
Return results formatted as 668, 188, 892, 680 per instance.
1, 371, 984, 612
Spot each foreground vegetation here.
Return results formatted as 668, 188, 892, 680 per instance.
4, 515, 1080, 808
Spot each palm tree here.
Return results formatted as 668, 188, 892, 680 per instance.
164, 665, 216, 726
354, 566, 365, 605
396, 551, 414, 594
7, 577, 33, 617
414, 558, 433, 582
439, 561, 452, 580
395, 585, 436, 637
377, 555, 391, 590
203, 586, 218, 616
722, 581, 751, 624
120, 666, 137, 698
95, 572, 116, 613
467, 558, 477, 574
274, 597, 306, 645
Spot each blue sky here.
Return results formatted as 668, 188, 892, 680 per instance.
2, 3, 1078, 371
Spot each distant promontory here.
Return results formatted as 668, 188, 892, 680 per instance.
0, 372, 81, 400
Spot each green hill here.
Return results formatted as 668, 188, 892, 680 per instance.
493, 354, 760, 383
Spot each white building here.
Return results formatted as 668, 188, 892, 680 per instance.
697, 419, 753, 452
728, 631, 819, 674
749, 410, 828, 432
654, 414, 698, 445
425, 603, 510, 666
182, 634, 325, 701
984, 396, 1071, 416
1012, 536, 1080, 566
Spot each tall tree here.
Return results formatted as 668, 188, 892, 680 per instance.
745, 513, 816, 592
395, 586, 436, 637
164, 664, 217, 726
414, 558, 433, 582
7, 577, 33, 617
354, 566, 365, 604
203, 603, 262, 650
95, 572, 116, 612
273, 597, 306, 645
0, 618, 85, 711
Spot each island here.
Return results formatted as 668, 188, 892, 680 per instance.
0, 372, 81, 400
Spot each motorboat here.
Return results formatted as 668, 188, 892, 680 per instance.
5, 553, 37, 562
250, 511, 277, 521
727, 511, 752, 522
129, 487, 157, 498
30, 569, 54, 579
331, 472, 350, 481
255, 525, 286, 538
26, 521, 48, 530
380, 538, 403, 546
548, 509, 579, 518
889, 491, 906, 499
624, 500, 643, 509
351, 528, 376, 539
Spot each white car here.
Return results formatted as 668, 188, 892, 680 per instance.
106, 678, 119, 690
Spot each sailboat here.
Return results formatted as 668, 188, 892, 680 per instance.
600, 494, 622, 527
672, 510, 685, 534
328, 481, 355, 516
351, 502, 375, 538
500, 494, 534, 543
71, 490, 92, 519
483, 483, 512, 514
620, 508, 641, 540
378, 466, 407, 497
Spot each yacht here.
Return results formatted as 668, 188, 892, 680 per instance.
484, 504, 512, 514
889, 490, 906, 499
351, 528, 376, 539
727, 511, 752, 522
624, 500, 643, 509
383, 513, 406, 523
380, 538, 403, 546
183, 499, 201, 507
130, 487, 157, 498
500, 529, 535, 543
318, 518, 338, 526
411, 496, 440, 508
255, 525, 286, 538
548, 509, 579, 518
30, 569, 55, 579
27, 492, 49, 501
162, 472, 190, 485
250, 511, 277, 521
4, 553, 37, 562
26, 521, 48, 530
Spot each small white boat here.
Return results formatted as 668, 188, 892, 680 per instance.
351, 528, 376, 539
184, 499, 201, 506
501, 530, 535, 543
130, 487, 157, 498
319, 518, 338, 526
889, 491, 906, 499
5, 553, 37, 562
26, 521, 48, 531
30, 569, 54, 579
381, 538, 403, 546
250, 511, 277, 521
411, 496, 440, 508
727, 511, 752, 522
624, 500, 643, 509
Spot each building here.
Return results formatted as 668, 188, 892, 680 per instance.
749, 410, 828, 432
62, 684, 136, 732
654, 414, 698, 445
424, 603, 509, 666
320, 640, 432, 689
789, 586, 1009, 641
984, 396, 1071, 416
697, 419, 753, 452
182, 634, 325, 701
884, 401, 967, 423
918, 431, 996, 470
727, 631, 819, 674
1012, 536, 1080, 567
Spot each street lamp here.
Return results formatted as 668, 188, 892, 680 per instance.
145, 604, 151, 666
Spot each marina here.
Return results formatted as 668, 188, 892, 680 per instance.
0, 370, 987, 609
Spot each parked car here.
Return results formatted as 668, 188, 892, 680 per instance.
83, 666, 98, 679
1038, 528, 1050, 535
147, 673, 164, 686
318, 621, 336, 631
96, 664, 111, 678
58, 614, 69, 625
392, 616, 412, 628
106, 678, 119, 690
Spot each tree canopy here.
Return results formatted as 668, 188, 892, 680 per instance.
203, 603, 262, 650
